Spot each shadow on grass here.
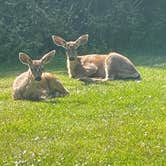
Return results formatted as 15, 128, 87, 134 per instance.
9, 97, 64, 104
40, 99, 61, 104
78, 75, 142, 85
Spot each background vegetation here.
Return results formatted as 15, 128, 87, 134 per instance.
0, 0, 166, 63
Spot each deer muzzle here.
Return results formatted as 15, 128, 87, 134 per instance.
35, 77, 42, 81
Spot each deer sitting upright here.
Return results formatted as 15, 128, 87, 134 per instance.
13, 50, 69, 100
52, 34, 141, 82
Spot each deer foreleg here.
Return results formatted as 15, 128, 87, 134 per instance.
83, 63, 98, 76
47, 78, 69, 97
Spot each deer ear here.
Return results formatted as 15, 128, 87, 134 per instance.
41, 50, 56, 64
52, 35, 66, 48
75, 34, 88, 48
19, 52, 32, 65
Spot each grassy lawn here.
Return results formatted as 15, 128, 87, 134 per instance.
0, 54, 165, 165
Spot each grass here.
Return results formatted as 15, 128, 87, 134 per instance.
0, 54, 166, 165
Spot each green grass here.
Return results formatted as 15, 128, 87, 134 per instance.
0, 54, 166, 166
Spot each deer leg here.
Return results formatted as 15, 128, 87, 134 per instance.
47, 78, 69, 97
117, 72, 141, 80
83, 63, 98, 76
77, 63, 98, 82
103, 60, 116, 81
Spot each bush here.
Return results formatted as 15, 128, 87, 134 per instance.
0, 0, 165, 63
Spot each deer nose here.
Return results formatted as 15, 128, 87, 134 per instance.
35, 77, 42, 81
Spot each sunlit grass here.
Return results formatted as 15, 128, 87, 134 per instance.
0, 55, 165, 165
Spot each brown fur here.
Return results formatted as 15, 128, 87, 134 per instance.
13, 51, 69, 100
52, 34, 141, 82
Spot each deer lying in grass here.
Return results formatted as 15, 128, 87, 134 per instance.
13, 50, 69, 100
52, 34, 141, 82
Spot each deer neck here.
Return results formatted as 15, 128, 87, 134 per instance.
67, 56, 81, 78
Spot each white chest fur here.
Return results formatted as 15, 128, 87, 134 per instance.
67, 58, 78, 78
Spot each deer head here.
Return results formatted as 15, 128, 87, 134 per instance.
19, 50, 56, 81
52, 34, 88, 61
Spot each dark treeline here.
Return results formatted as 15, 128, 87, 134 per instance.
0, 0, 166, 62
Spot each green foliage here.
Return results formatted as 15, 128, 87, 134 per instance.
0, 0, 166, 62
0, 55, 166, 165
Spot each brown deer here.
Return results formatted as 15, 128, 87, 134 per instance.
52, 34, 141, 82
13, 50, 69, 100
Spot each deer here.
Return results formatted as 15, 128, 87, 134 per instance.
52, 34, 141, 82
13, 50, 69, 101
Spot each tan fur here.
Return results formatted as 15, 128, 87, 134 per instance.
52, 35, 141, 82
66, 53, 140, 81
13, 51, 69, 100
